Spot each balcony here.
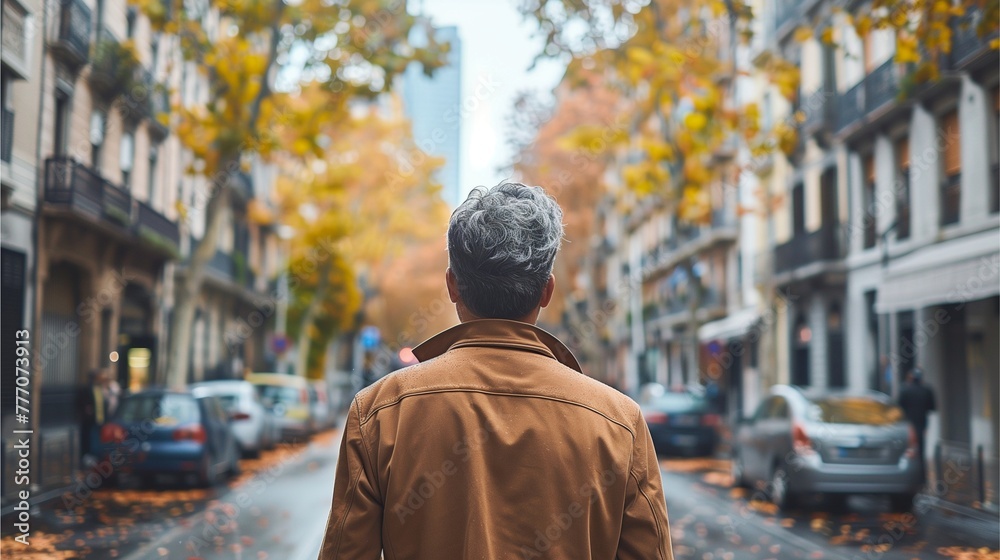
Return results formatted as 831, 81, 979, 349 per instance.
774, 0, 798, 35
135, 199, 180, 253
44, 157, 179, 256
800, 88, 835, 138
49, 0, 91, 67
203, 244, 255, 290
89, 29, 143, 100
642, 213, 739, 280
643, 287, 724, 328
773, 224, 843, 276
2, 0, 30, 79
949, 8, 996, 70
1, 108, 12, 163
836, 60, 902, 133
45, 157, 132, 226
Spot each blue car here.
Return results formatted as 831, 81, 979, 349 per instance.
100, 389, 241, 487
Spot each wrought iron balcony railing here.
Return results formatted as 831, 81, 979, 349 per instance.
836, 60, 901, 132
44, 157, 179, 255
773, 224, 844, 275
50, 0, 91, 66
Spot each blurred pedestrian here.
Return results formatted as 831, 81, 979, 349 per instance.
897, 366, 936, 479
321, 183, 672, 559
77, 368, 108, 466
103, 370, 121, 418
879, 355, 893, 394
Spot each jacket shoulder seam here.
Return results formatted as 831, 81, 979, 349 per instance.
359, 388, 636, 438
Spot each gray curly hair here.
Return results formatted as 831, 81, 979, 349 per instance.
447, 182, 564, 320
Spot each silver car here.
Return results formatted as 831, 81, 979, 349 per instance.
192, 380, 280, 457
732, 385, 923, 510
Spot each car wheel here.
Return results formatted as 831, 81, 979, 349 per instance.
890, 492, 916, 512
731, 451, 749, 488
768, 466, 797, 510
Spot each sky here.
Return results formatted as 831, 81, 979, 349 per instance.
415, 0, 567, 201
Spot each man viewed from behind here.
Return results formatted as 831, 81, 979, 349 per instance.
320, 183, 672, 559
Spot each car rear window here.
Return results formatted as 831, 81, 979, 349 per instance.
651, 393, 708, 413
216, 394, 240, 412
117, 394, 201, 426
807, 397, 904, 425
255, 384, 302, 404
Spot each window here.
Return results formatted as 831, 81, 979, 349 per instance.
895, 136, 911, 240
863, 154, 876, 248
126, 7, 136, 38
53, 95, 69, 156
120, 132, 134, 188
89, 111, 105, 170
148, 144, 159, 203
991, 87, 999, 214
1, 71, 13, 163
940, 109, 961, 226
791, 182, 805, 235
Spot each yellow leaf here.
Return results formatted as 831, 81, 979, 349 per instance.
820, 27, 835, 45
684, 112, 708, 132
794, 26, 813, 42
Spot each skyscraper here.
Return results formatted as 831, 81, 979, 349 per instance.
402, 25, 462, 208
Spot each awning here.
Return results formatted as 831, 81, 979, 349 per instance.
875, 229, 1000, 313
698, 307, 761, 342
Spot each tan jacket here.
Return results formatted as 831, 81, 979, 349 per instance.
320, 319, 672, 559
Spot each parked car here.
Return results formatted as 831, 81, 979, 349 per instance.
642, 391, 721, 456
99, 389, 241, 487
308, 381, 335, 431
731, 385, 923, 510
191, 380, 280, 457
246, 373, 313, 441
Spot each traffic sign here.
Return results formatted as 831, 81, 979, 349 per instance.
361, 326, 381, 349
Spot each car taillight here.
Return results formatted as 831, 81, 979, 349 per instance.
644, 412, 668, 424
173, 424, 207, 443
701, 414, 722, 427
100, 423, 126, 444
231, 412, 251, 421
792, 422, 815, 455
905, 425, 918, 458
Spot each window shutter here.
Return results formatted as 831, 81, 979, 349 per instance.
942, 110, 961, 175
897, 137, 909, 169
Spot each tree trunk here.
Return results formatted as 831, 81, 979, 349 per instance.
294, 260, 332, 380
682, 257, 703, 386
164, 185, 231, 389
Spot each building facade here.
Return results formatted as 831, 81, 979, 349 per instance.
0, 0, 283, 505
752, 0, 999, 511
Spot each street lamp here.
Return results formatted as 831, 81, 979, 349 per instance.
275, 224, 295, 375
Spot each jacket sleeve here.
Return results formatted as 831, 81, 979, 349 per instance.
616, 409, 673, 560
319, 399, 383, 559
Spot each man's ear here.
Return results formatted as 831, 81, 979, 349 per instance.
538, 275, 555, 308
446, 268, 460, 303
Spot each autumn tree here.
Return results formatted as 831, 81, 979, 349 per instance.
132, 0, 448, 387
795, 0, 999, 83
275, 102, 449, 379
506, 72, 622, 370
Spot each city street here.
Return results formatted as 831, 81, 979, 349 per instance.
1, 428, 341, 560
6, 427, 998, 559
660, 458, 999, 560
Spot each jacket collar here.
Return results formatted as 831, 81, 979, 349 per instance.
412, 319, 582, 373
